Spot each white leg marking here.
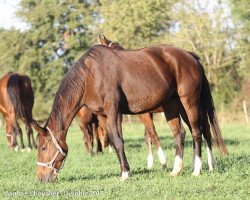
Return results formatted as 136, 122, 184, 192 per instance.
120, 171, 129, 181
206, 146, 215, 171
108, 145, 113, 153
170, 155, 183, 176
21, 148, 26, 152
157, 147, 167, 167
192, 153, 195, 171
27, 147, 32, 153
192, 155, 202, 176
147, 154, 154, 170
14, 145, 19, 152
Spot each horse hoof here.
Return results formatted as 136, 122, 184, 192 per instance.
157, 147, 167, 166
192, 171, 201, 176
21, 148, 26, 152
170, 170, 181, 176
27, 147, 32, 153
120, 171, 129, 181
147, 154, 153, 170
14, 146, 19, 152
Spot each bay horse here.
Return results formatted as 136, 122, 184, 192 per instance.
77, 106, 107, 155
32, 42, 228, 182
98, 35, 223, 173
0, 72, 37, 151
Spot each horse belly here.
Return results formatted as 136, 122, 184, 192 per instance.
121, 79, 173, 114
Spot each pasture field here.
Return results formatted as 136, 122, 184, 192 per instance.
0, 122, 249, 200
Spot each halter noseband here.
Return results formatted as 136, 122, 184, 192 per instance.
37, 127, 67, 175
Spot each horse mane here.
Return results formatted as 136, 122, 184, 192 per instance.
46, 52, 94, 130
110, 42, 125, 50
188, 51, 201, 61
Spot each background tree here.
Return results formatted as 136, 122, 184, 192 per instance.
16, 0, 99, 118
0, 0, 248, 119
98, 0, 175, 49
228, 0, 250, 105
0, 28, 26, 74
164, 0, 241, 104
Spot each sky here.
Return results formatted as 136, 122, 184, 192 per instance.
0, 0, 232, 31
0, 0, 26, 30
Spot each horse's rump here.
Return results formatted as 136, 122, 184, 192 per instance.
7, 73, 34, 122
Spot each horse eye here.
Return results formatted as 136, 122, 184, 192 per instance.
41, 146, 47, 151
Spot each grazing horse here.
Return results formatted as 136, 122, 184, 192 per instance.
0, 72, 37, 151
32, 43, 228, 182
77, 106, 106, 155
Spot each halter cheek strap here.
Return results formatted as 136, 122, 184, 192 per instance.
37, 127, 67, 175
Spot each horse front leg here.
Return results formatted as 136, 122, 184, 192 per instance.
144, 129, 153, 169
102, 108, 130, 180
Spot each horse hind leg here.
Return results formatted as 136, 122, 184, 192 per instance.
15, 122, 25, 152
30, 128, 37, 149
25, 122, 37, 152
202, 112, 215, 171
93, 123, 102, 154
179, 95, 202, 176
162, 99, 186, 176
139, 113, 167, 169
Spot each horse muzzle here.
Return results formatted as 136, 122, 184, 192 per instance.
38, 173, 57, 183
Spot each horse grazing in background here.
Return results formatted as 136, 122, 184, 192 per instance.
32, 41, 228, 182
77, 106, 109, 155
0, 72, 37, 151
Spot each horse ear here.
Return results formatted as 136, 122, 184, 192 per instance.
99, 34, 111, 46
99, 34, 107, 45
31, 120, 48, 137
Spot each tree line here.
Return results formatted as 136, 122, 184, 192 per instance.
0, 0, 249, 119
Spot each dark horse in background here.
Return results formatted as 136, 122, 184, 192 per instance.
0, 72, 37, 151
32, 41, 228, 182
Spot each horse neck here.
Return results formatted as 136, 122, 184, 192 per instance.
46, 66, 86, 141
46, 103, 82, 141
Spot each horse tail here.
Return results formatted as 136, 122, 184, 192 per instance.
7, 73, 29, 122
189, 52, 229, 155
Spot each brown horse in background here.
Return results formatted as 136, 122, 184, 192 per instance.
77, 106, 108, 155
32, 41, 228, 182
0, 72, 37, 151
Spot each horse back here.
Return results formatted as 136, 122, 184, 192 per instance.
82, 45, 202, 114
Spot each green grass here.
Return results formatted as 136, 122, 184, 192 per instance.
0, 122, 249, 199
